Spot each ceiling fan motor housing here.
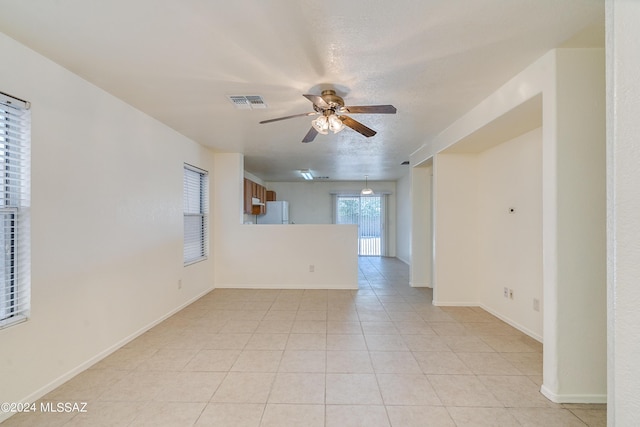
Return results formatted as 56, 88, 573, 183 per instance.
320, 90, 344, 109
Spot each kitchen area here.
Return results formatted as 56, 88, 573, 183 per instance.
243, 178, 290, 224
211, 163, 357, 290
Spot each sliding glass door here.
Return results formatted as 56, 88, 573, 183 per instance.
335, 195, 385, 256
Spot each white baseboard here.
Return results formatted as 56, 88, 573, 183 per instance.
396, 256, 410, 265
0, 286, 214, 424
410, 282, 432, 288
432, 300, 479, 307
214, 283, 358, 290
430, 300, 542, 343
540, 384, 607, 404
479, 303, 543, 343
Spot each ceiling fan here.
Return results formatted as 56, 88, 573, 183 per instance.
259, 89, 397, 143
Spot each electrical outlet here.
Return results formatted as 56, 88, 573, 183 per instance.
178, 279, 182, 289
309, 265, 315, 273
503, 287, 509, 298
509, 289, 514, 299
533, 298, 540, 312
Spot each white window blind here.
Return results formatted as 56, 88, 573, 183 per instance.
0, 92, 31, 329
183, 164, 208, 265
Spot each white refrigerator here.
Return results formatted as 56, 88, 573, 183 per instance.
258, 201, 289, 224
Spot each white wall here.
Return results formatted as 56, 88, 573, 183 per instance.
432, 153, 479, 304
547, 48, 606, 403
424, 128, 544, 337
411, 48, 606, 403
215, 155, 359, 289
395, 167, 411, 265
265, 180, 397, 257
606, 0, 640, 424
410, 163, 432, 287
263, 181, 335, 224
0, 32, 215, 416
477, 128, 543, 340
265, 180, 395, 223
215, 224, 359, 289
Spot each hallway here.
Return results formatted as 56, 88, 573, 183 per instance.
2, 257, 605, 426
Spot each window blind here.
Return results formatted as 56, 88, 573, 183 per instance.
334, 194, 386, 256
0, 92, 31, 329
183, 164, 208, 265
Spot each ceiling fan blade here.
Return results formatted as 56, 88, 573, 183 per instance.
340, 115, 377, 138
303, 94, 331, 109
343, 105, 397, 114
259, 111, 317, 124
302, 127, 318, 143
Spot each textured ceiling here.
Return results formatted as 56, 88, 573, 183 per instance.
0, 0, 604, 181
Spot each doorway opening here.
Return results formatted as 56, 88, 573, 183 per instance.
335, 195, 385, 256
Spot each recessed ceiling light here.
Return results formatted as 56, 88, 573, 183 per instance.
300, 169, 314, 180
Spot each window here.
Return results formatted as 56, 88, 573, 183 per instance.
0, 92, 31, 329
183, 164, 208, 265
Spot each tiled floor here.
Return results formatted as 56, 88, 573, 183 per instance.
2, 257, 606, 426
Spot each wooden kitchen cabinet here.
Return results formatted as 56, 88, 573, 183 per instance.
266, 190, 277, 201
244, 178, 267, 215
253, 184, 266, 215
244, 178, 253, 214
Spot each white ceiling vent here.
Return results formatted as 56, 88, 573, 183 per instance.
227, 95, 267, 109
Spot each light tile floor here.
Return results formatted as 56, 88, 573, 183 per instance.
2, 257, 606, 426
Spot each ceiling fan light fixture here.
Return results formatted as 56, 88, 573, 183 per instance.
311, 115, 329, 134
361, 175, 374, 195
328, 114, 345, 133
